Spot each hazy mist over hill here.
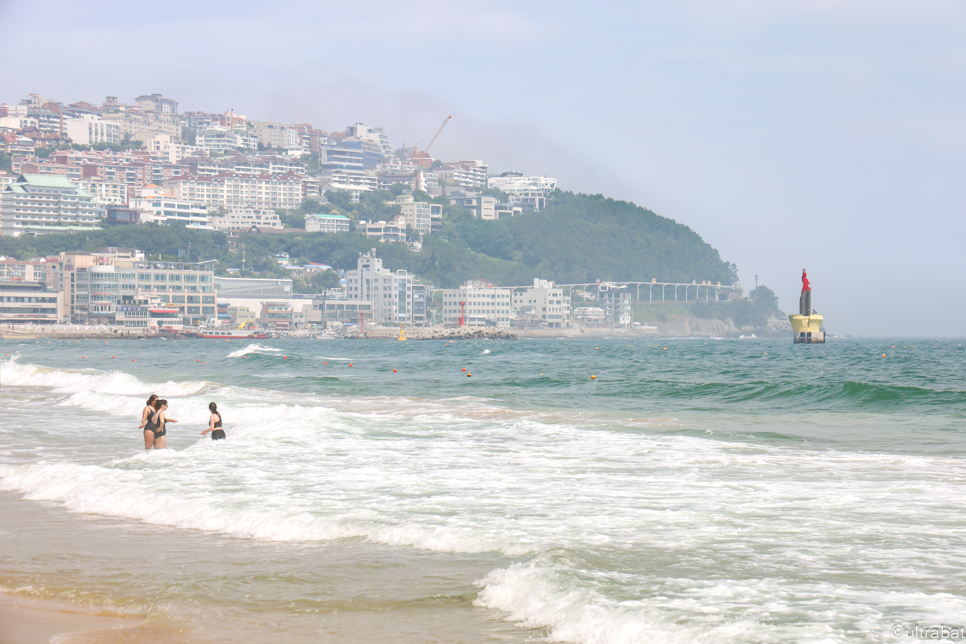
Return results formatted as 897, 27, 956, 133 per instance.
2, 0, 963, 336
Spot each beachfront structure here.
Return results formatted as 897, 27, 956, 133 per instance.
440, 281, 516, 328
345, 249, 413, 324
304, 213, 351, 233
309, 297, 373, 325
512, 278, 570, 329
72, 259, 217, 325
440, 278, 570, 329
259, 301, 294, 330
210, 207, 282, 232
0, 280, 60, 324
0, 174, 100, 237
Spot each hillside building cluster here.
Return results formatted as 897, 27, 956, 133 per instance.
1, 92, 556, 240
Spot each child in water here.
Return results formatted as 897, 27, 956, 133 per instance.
202, 402, 226, 440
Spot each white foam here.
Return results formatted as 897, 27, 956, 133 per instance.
0, 358, 207, 398
226, 343, 281, 358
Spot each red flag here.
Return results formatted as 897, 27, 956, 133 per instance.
801, 269, 811, 292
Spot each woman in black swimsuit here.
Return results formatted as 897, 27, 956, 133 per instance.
150, 399, 178, 449
202, 402, 226, 440
141, 394, 160, 449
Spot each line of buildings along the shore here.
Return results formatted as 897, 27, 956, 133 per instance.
2, 247, 632, 332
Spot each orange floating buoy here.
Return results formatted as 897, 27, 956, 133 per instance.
891, 345, 896, 348
664, 347, 667, 350
323, 361, 327, 365
882, 354, 886, 357
283, 356, 287, 359
462, 368, 467, 372
225, 339, 230, 342
112, 356, 115, 358
132, 359, 135, 361
467, 373, 472, 377
203, 362, 207, 365
591, 375, 596, 379
82, 356, 85, 358
596, 347, 599, 350
393, 369, 397, 372
349, 363, 353, 367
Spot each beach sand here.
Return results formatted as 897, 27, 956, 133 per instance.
0, 593, 151, 643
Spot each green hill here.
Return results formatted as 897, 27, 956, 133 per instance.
0, 191, 738, 290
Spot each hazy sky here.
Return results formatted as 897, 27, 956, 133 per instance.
2, 0, 964, 336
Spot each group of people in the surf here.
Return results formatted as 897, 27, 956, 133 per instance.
139, 394, 225, 449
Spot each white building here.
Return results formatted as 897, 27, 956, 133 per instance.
131, 194, 212, 229
135, 132, 205, 163
440, 281, 516, 327
344, 249, 413, 324
210, 207, 282, 232
440, 278, 570, 328
304, 213, 351, 233
0, 174, 100, 237
512, 278, 570, 328
488, 173, 557, 212
64, 115, 122, 146
164, 172, 304, 210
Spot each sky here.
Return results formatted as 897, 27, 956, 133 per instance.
1, 0, 964, 336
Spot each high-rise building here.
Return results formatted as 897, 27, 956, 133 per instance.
344, 249, 413, 324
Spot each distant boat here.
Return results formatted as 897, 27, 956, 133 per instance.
789, 270, 825, 344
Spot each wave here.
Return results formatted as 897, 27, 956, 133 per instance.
0, 356, 208, 398
227, 343, 282, 358
0, 459, 523, 555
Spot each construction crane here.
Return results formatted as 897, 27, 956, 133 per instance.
409, 116, 451, 167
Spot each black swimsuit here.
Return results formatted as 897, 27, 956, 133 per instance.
151, 410, 166, 438
211, 413, 225, 441
143, 407, 163, 437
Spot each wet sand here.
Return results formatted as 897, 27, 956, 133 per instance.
0, 593, 145, 644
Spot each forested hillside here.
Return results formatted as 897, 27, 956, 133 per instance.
0, 191, 737, 289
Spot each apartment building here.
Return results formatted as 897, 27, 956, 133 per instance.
64, 115, 122, 146
250, 120, 300, 151
164, 172, 304, 210
304, 213, 351, 233
344, 249, 413, 324
0, 174, 100, 236
79, 180, 128, 206
197, 126, 259, 153
210, 207, 282, 232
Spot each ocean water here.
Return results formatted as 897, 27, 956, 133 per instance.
1, 336, 965, 643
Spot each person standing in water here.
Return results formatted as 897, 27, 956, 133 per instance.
140, 394, 160, 449
201, 402, 226, 440
150, 399, 178, 449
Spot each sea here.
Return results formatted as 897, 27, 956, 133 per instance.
1, 336, 965, 644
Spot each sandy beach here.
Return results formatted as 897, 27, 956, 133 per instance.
0, 593, 150, 644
